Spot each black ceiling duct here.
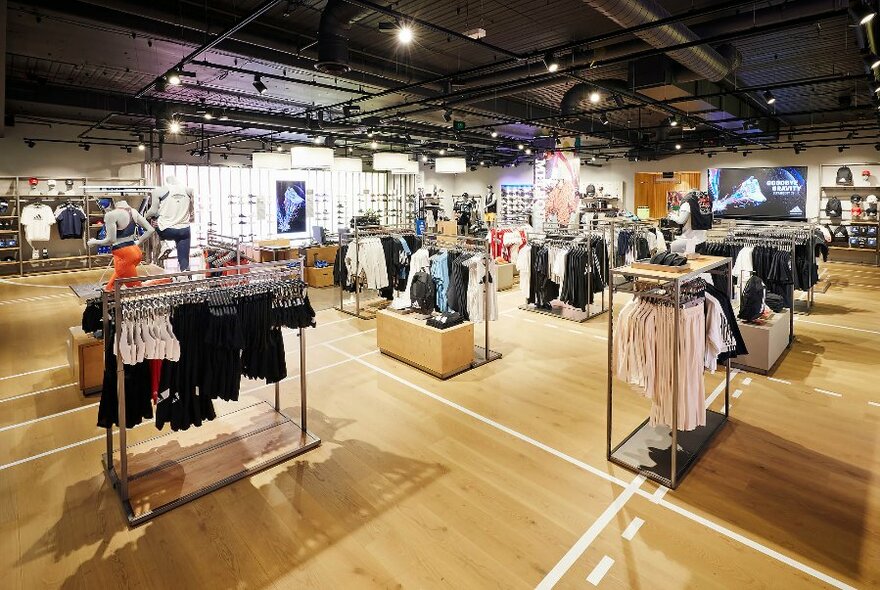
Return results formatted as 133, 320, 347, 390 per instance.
315, 0, 370, 75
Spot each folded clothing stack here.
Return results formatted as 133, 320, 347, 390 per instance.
648, 251, 688, 266
426, 311, 465, 330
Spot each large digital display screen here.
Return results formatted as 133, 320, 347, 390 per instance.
708, 166, 807, 220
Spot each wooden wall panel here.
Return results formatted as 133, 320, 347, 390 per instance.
634, 172, 701, 218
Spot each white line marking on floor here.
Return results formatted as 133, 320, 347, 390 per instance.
794, 317, 880, 336
0, 278, 72, 289
592, 335, 608, 341
586, 556, 615, 586
621, 517, 645, 541
567, 329, 582, 335
869, 401, 880, 408
650, 486, 668, 503
523, 318, 537, 323
732, 389, 743, 399
815, 388, 842, 398
544, 323, 559, 329
316, 316, 357, 327
637, 490, 857, 590
0, 432, 109, 471
537, 475, 644, 590
242, 349, 378, 395
0, 402, 100, 433
321, 342, 630, 488
0, 383, 75, 403
801, 350, 818, 356
704, 369, 740, 407
741, 377, 752, 386
767, 377, 791, 385
0, 293, 74, 306
0, 364, 67, 382
322, 327, 880, 590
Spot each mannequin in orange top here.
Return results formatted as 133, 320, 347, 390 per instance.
87, 198, 155, 291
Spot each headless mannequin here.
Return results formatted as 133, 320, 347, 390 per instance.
88, 199, 154, 291
147, 176, 194, 271
668, 201, 707, 253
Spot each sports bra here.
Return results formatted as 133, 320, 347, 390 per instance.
117, 207, 136, 238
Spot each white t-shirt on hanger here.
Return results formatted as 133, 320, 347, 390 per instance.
21, 203, 56, 242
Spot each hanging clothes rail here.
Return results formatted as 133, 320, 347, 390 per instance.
421, 233, 502, 369
607, 255, 733, 489
335, 223, 418, 319
100, 259, 320, 526
712, 219, 820, 313
206, 231, 251, 267
518, 224, 611, 322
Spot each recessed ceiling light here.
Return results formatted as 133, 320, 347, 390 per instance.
168, 120, 181, 134
491, 131, 498, 138
398, 25, 414, 44
589, 90, 601, 103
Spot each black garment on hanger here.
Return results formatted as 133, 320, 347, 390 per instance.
97, 322, 154, 429
704, 283, 748, 362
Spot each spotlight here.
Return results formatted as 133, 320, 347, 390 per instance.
166, 69, 182, 86
590, 155, 596, 162
480, 160, 486, 166
252, 75, 267, 94
443, 109, 453, 123
421, 154, 428, 162
525, 148, 532, 155
675, 143, 682, 150
517, 143, 524, 150
203, 112, 214, 120
370, 141, 378, 149
763, 90, 776, 105
859, 5, 876, 25
439, 148, 446, 155
313, 136, 323, 145
599, 113, 609, 126
544, 52, 559, 73
491, 131, 498, 138
347, 146, 353, 153
276, 145, 283, 152
669, 116, 679, 127
168, 120, 181, 134
219, 113, 229, 121
25, 140, 35, 148
137, 142, 145, 151
398, 25, 413, 44
589, 90, 601, 104
367, 129, 374, 138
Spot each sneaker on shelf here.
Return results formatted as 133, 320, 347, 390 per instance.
31, 249, 40, 260
42, 248, 50, 259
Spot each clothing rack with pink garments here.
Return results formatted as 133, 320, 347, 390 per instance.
606, 255, 733, 489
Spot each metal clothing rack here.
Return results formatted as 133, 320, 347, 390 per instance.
607, 255, 733, 489
519, 225, 611, 322
421, 233, 503, 371
101, 259, 320, 526
336, 223, 415, 320
714, 219, 819, 314
206, 231, 251, 267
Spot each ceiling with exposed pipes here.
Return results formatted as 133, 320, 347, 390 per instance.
5, 0, 880, 165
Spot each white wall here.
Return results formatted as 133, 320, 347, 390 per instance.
422, 145, 880, 220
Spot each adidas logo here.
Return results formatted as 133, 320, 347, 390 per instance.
789, 206, 803, 214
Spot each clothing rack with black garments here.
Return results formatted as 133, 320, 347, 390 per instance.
700, 229, 799, 346
607, 255, 734, 489
421, 233, 502, 369
99, 259, 320, 526
518, 224, 611, 322
711, 219, 821, 314
335, 223, 421, 320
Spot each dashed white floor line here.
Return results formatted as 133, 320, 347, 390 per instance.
801, 350, 818, 356
767, 377, 791, 385
0, 364, 67, 381
592, 335, 608, 341
732, 389, 743, 399
0, 432, 110, 471
741, 377, 752, 386
815, 388, 843, 398
523, 318, 537, 323
536, 475, 644, 590
0, 383, 76, 403
621, 517, 645, 541
544, 323, 559, 329
0, 402, 100, 433
704, 369, 740, 407
649, 486, 668, 504
315, 316, 357, 327
869, 401, 880, 408
567, 328, 582, 335
586, 556, 615, 586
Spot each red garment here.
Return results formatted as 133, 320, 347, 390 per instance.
150, 359, 162, 404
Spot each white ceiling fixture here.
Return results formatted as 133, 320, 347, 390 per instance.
390, 160, 419, 174
435, 157, 466, 174
372, 152, 410, 171
253, 152, 292, 170
331, 157, 363, 172
290, 146, 333, 169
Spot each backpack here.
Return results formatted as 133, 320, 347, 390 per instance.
826, 196, 842, 217
410, 271, 436, 313
836, 166, 853, 186
738, 275, 766, 322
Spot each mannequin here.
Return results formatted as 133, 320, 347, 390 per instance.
484, 185, 497, 225
147, 176, 194, 271
88, 198, 154, 291
669, 190, 712, 253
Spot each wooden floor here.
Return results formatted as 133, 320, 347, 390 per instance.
0, 264, 878, 589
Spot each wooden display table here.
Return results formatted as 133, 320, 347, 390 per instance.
68, 326, 103, 395
733, 310, 791, 375
496, 262, 514, 291
376, 310, 475, 378
301, 244, 339, 267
